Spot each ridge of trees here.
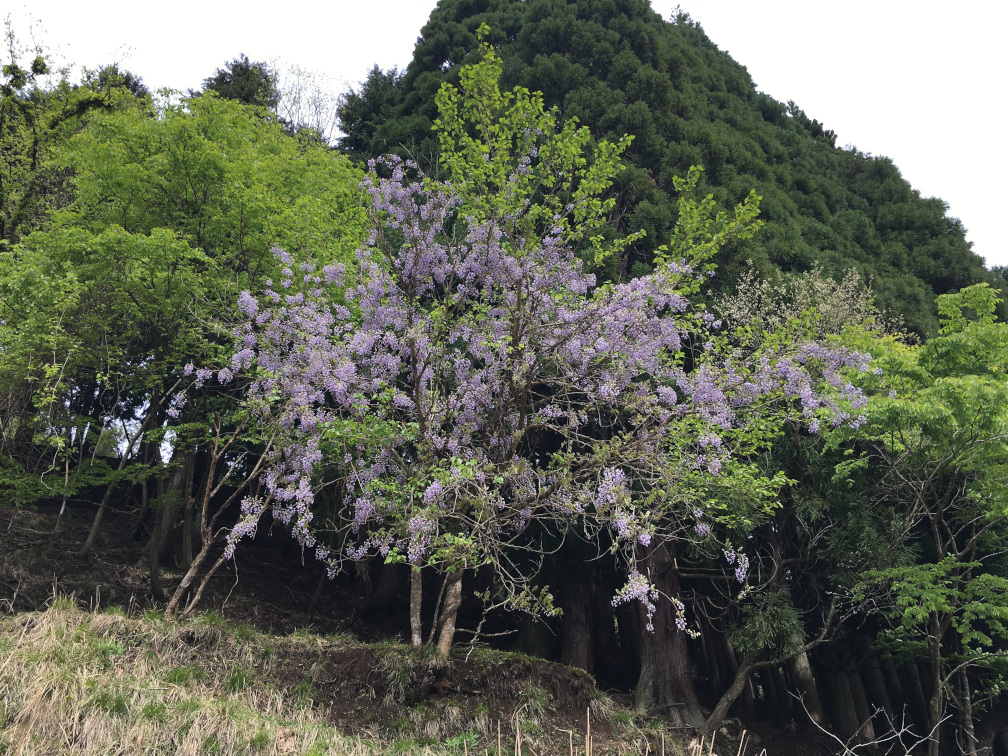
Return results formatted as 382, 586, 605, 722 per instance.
336, 0, 999, 337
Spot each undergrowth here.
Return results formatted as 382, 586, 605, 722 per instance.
0, 599, 686, 755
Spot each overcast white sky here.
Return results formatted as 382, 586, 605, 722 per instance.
8, 1, 1005, 267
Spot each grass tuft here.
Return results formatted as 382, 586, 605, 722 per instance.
0, 604, 381, 755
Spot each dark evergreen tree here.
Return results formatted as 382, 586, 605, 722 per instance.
202, 54, 280, 110
336, 0, 995, 336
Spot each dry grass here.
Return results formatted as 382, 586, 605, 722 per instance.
0, 601, 703, 756
0, 600, 451, 756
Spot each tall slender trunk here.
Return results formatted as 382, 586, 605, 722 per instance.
410, 564, 423, 651
927, 613, 944, 756
786, 636, 827, 727
962, 669, 978, 756
847, 669, 876, 744
632, 542, 705, 726
858, 645, 894, 738
901, 660, 930, 737
704, 651, 756, 735
79, 403, 161, 558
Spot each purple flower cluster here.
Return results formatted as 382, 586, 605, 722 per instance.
724, 547, 750, 584
194, 157, 877, 619
612, 570, 659, 631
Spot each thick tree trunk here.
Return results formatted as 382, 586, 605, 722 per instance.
699, 612, 722, 688
561, 570, 595, 674
858, 644, 894, 735
363, 561, 401, 615
758, 667, 779, 708
704, 651, 755, 736
516, 614, 555, 658
769, 665, 791, 718
149, 496, 179, 602
632, 543, 705, 727
901, 660, 931, 737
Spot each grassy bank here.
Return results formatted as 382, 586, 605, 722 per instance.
0, 600, 684, 755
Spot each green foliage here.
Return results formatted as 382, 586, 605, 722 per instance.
846, 282, 1008, 735
202, 54, 280, 110
432, 26, 639, 267
0, 90, 368, 513
338, 0, 994, 333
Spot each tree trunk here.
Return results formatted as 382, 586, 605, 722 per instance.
435, 574, 463, 657
758, 667, 779, 708
769, 665, 791, 718
962, 669, 978, 756
165, 532, 212, 618
632, 543, 705, 727
975, 698, 1008, 755
996, 729, 1008, 756
561, 570, 595, 674
847, 669, 877, 744
363, 561, 401, 615
80, 404, 158, 558
858, 648, 894, 738
822, 658, 861, 742
410, 564, 423, 651
926, 613, 943, 756
785, 637, 827, 727
901, 660, 930, 738
704, 651, 756, 736
149, 495, 179, 602
699, 612, 722, 688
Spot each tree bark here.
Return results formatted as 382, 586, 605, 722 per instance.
847, 669, 877, 744
435, 573, 463, 657
822, 656, 861, 742
769, 665, 791, 718
758, 667, 779, 708
561, 570, 595, 674
704, 651, 756, 736
632, 543, 705, 727
410, 564, 423, 651
927, 614, 943, 756
858, 648, 894, 738
79, 401, 162, 558
962, 669, 978, 756
149, 473, 183, 602
901, 660, 931, 738
786, 637, 827, 727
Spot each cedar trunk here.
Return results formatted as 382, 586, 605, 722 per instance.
561, 570, 595, 674
632, 543, 705, 727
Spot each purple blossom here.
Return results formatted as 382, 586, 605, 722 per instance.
197, 157, 877, 603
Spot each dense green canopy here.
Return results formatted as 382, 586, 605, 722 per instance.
337, 0, 995, 336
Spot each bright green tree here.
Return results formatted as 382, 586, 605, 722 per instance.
0, 93, 368, 576
854, 284, 1008, 756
